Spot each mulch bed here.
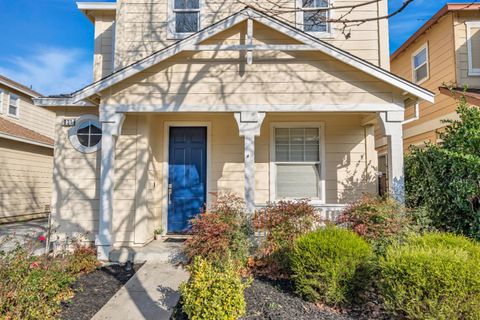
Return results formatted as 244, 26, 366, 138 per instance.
60, 263, 142, 320
241, 278, 355, 320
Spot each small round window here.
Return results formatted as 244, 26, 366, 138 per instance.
68, 115, 102, 153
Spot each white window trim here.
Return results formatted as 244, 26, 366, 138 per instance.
411, 43, 429, 84
296, 0, 334, 38
0, 90, 4, 114
167, 0, 203, 40
466, 21, 480, 76
68, 114, 102, 153
7, 93, 20, 119
269, 122, 326, 205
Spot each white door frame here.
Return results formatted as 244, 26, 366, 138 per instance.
162, 121, 212, 234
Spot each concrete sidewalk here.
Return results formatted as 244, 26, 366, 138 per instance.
0, 218, 48, 254
92, 262, 189, 320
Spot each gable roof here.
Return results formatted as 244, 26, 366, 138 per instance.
392, 2, 480, 61
0, 75, 42, 98
35, 7, 434, 106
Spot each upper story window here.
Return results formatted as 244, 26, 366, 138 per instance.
168, 0, 200, 39
412, 43, 429, 84
466, 21, 480, 76
8, 94, 19, 118
297, 0, 331, 36
0, 89, 4, 114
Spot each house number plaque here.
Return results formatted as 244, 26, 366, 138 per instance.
62, 118, 76, 127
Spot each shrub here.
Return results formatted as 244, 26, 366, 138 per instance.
0, 242, 98, 320
180, 257, 249, 320
184, 194, 251, 265
290, 226, 373, 305
378, 233, 480, 319
337, 195, 410, 251
405, 99, 480, 239
252, 199, 319, 272
67, 243, 100, 274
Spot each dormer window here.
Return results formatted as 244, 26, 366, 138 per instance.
168, 0, 201, 39
297, 0, 331, 36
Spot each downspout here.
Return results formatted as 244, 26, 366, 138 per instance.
402, 99, 420, 125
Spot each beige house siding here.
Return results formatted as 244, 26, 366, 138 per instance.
105, 23, 399, 108
386, 13, 457, 148
0, 83, 55, 138
114, 0, 385, 69
51, 111, 376, 246
93, 13, 116, 81
0, 138, 53, 223
454, 11, 480, 88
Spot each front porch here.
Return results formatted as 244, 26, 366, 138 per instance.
97, 111, 404, 260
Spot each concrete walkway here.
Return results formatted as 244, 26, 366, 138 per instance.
92, 262, 189, 320
0, 218, 48, 254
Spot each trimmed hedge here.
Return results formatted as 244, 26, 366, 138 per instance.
180, 257, 249, 320
290, 226, 373, 305
379, 233, 480, 319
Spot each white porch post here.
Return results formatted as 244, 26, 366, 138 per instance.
234, 112, 266, 213
96, 112, 125, 260
378, 111, 405, 203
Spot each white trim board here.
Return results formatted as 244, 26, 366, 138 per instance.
0, 132, 54, 149
162, 121, 212, 234
37, 7, 434, 107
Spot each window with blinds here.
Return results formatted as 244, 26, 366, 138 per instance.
274, 127, 322, 200
467, 22, 480, 76
412, 44, 429, 84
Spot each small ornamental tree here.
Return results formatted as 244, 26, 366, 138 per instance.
405, 94, 480, 239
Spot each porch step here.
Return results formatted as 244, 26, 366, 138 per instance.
109, 239, 187, 264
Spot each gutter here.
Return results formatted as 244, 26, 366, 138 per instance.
0, 132, 54, 149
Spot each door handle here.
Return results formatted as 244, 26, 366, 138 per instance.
168, 184, 173, 205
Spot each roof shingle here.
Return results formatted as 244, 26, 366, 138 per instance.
0, 117, 54, 147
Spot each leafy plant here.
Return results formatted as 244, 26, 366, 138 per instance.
405, 98, 480, 239
0, 241, 98, 320
337, 195, 411, 252
183, 194, 251, 265
290, 226, 373, 306
180, 256, 250, 320
378, 233, 480, 319
252, 199, 319, 273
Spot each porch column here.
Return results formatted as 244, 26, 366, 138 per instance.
378, 111, 405, 203
96, 112, 125, 260
234, 112, 266, 213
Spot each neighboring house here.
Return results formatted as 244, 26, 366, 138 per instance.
379, 3, 480, 158
34, 1, 434, 260
0, 75, 55, 223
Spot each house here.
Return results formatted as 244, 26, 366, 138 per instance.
34, 1, 434, 260
381, 3, 480, 155
0, 75, 55, 223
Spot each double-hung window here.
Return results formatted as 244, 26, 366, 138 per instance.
466, 22, 480, 76
271, 124, 325, 202
0, 89, 4, 114
169, 0, 200, 39
412, 44, 429, 84
8, 93, 19, 118
297, 0, 331, 35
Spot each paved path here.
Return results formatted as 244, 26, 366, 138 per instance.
92, 262, 189, 320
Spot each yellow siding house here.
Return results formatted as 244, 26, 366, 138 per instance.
35, 1, 434, 260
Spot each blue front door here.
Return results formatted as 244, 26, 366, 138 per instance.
168, 127, 207, 233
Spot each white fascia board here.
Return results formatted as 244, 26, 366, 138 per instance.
0, 79, 40, 98
112, 103, 404, 113
77, 2, 117, 11
70, 7, 434, 104
33, 97, 96, 107
0, 132, 53, 149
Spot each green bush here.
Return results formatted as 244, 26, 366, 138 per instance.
290, 226, 373, 305
337, 195, 410, 252
379, 233, 480, 319
405, 100, 480, 239
180, 257, 249, 320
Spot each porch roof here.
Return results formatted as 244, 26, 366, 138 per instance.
34, 7, 435, 108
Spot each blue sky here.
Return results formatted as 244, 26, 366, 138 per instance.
0, 0, 476, 95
